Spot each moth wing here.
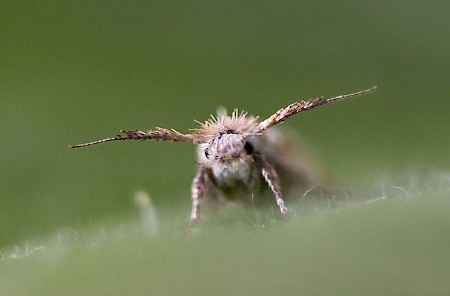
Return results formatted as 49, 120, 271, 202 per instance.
257, 127, 327, 194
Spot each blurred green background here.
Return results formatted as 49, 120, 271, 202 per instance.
1, 0, 450, 284
1, 0, 449, 244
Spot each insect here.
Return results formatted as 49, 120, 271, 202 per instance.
71, 86, 377, 224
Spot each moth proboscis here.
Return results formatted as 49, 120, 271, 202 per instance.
71, 86, 377, 224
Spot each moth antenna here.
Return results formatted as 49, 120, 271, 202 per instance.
70, 136, 120, 148
258, 86, 377, 131
70, 128, 196, 148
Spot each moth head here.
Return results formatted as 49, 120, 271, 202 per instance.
193, 108, 261, 171
198, 129, 257, 171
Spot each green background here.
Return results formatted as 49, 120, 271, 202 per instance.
1, 1, 450, 294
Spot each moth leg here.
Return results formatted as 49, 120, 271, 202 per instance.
190, 165, 208, 224
259, 155, 289, 215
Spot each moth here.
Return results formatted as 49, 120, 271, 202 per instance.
71, 86, 377, 224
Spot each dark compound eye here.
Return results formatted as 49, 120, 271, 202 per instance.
243, 141, 254, 154
204, 148, 210, 159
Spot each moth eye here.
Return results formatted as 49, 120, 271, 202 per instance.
243, 141, 254, 154
204, 148, 210, 159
